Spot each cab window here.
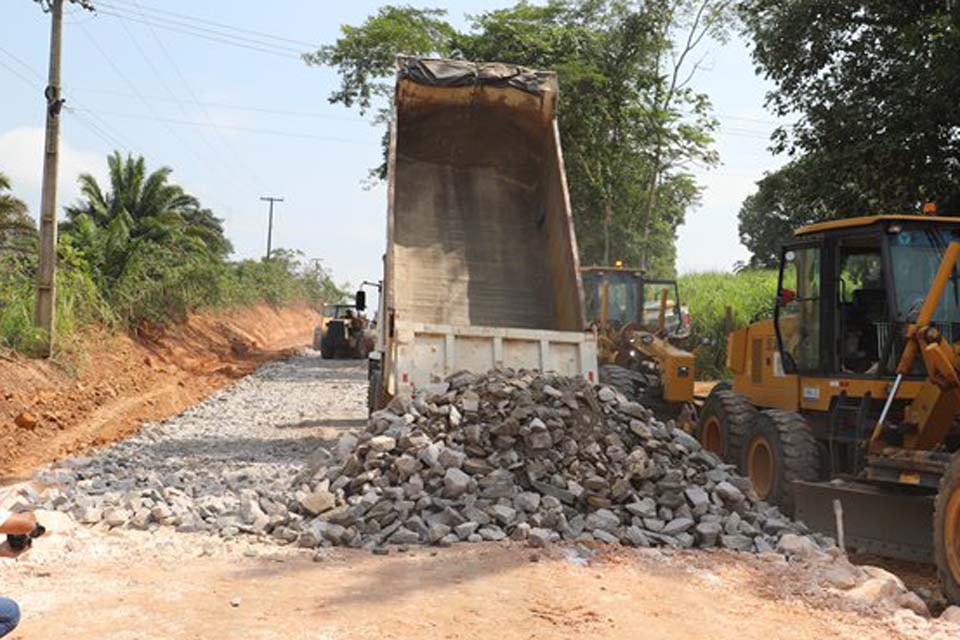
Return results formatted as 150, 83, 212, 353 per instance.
836, 242, 885, 374
778, 246, 821, 372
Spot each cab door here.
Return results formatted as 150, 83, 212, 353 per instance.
774, 243, 823, 407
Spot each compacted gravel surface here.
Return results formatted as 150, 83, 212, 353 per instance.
31, 353, 368, 537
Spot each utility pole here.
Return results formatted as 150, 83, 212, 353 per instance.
260, 196, 283, 260
34, 0, 65, 357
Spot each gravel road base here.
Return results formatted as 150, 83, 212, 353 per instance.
28, 353, 368, 542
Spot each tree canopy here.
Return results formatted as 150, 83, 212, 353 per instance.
0, 172, 36, 258
62, 152, 232, 292
307, 0, 729, 276
738, 1, 960, 265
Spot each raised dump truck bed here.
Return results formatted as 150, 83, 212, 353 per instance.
368, 57, 597, 407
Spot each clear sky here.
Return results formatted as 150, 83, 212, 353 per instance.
0, 1, 786, 292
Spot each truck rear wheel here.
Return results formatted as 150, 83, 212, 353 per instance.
696, 389, 756, 468
934, 454, 960, 604
367, 370, 383, 414
741, 409, 819, 511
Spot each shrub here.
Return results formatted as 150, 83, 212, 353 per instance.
679, 270, 779, 379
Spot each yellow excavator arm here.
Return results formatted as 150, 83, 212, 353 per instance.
871, 240, 960, 451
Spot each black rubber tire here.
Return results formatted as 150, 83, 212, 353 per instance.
934, 453, 960, 605
355, 338, 370, 360
696, 388, 757, 469
320, 340, 334, 359
740, 409, 819, 512
712, 380, 732, 393
367, 370, 383, 414
599, 364, 643, 399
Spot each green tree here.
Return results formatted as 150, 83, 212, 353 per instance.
737, 156, 836, 268
306, 0, 727, 276
0, 172, 36, 257
62, 152, 231, 289
738, 1, 960, 265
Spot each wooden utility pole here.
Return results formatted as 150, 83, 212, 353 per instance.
34, 0, 65, 357
260, 196, 283, 260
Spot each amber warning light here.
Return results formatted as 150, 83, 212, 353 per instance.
923, 202, 937, 215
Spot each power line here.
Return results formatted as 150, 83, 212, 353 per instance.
0, 57, 41, 90
65, 107, 129, 151
0, 46, 133, 152
67, 87, 367, 122
0, 44, 44, 83
126, 0, 268, 193
102, 0, 321, 49
94, 0, 307, 53
107, 6, 262, 198
75, 20, 249, 213
88, 5, 304, 60
72, 108, 372, 144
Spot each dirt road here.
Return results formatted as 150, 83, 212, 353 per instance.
7, 543, 922, 640
1, 355, 955, 639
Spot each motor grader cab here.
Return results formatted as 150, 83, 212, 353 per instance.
580, 265, 695, 416
697, 213, 960, 602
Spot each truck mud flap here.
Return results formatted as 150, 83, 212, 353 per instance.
792, 480, 935, 563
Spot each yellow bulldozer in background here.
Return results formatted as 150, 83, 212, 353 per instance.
696, 212, 960, 602
580, 264, 697, 426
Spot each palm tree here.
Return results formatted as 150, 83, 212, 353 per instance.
62, 152, 231, 285
0, 172, 36, 256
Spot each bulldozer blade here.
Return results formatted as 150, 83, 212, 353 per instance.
792, 480, 935, 563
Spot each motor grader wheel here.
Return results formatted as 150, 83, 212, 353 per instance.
740, 410, 819, 512
934, 453, 960, 604
599, 364, 643, 398
696, 388, 757, 469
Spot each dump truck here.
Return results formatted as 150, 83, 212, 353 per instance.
366, 57, 598, 411
696, 213, 960, 603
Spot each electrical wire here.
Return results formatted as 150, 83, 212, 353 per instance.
0, 46, 133, 152
75, 21, 248, 212
66, 87, 367, 123
72, 108, 371, 144
125, 0, 269, 193
93, 1, 307, 53
0, 57, 42, 90
88, 4, 304, 60
106, 7, 260, 199
101, 0, 321, 49
0, 44, 44, 83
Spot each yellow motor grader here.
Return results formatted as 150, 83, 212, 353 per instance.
697, 213, 960, 602
580, 264, 696, 423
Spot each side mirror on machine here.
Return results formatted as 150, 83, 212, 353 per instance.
355, 290, 366, 311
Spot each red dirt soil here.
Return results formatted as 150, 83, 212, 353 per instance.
0, 304, 321, 480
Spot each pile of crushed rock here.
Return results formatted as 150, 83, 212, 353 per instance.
287, 369, 830, 553
28, 367, 830, 556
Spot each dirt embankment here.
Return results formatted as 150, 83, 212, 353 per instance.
0, 304, 321, 479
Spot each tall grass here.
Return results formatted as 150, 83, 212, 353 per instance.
0, 248, 344, 357
0, 253, 110, 356
679, 269, 779, 378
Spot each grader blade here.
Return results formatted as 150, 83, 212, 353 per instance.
792, 480, 935, 563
